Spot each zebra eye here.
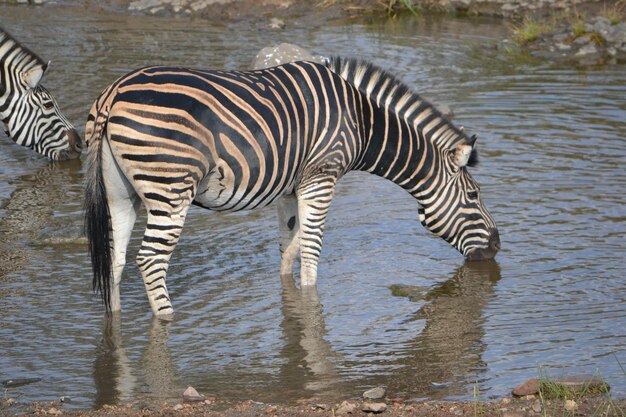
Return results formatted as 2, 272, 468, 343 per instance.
467, 190, 479, 201
43, 101, 54, 110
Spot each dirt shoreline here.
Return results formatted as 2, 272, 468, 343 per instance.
2, 393, 625, 416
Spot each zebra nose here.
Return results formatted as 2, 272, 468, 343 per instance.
68, 128, 83, 151
488, 228, 501, 252
66, 128, 83, 156
466, 228, 500, 261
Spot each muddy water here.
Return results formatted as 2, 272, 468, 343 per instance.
1, 4, 625, 408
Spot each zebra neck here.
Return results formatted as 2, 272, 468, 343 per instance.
355, 98, 435, 196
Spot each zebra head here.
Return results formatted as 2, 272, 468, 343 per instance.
1, 28, 82, 161
417, 135, 500, 261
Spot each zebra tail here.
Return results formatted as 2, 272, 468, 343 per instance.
84, 98, 112, 313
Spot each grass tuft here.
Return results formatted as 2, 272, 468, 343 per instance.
601, 1, 626, 24
511, 16, 555, 45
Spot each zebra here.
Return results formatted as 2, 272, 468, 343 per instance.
85, 57, 500, 316
0, 26, 82, 160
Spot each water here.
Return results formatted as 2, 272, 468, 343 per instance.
1, 4, 625, 408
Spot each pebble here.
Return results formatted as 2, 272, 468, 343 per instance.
363, 386, 386, 400
173, 404, 183, 411
531, 399, 542, 413
512, 378, 540, 396
182, 386, 205, 403
564, 399, 578, 411
336, 400, 357, 415
361, 402, 387, 413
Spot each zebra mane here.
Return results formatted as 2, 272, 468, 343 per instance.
0, 26, 47, 72
326, 56, 476, 158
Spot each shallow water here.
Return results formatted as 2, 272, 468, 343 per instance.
1, 4, 625, 408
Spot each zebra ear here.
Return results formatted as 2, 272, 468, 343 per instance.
450, 142, 474, 169
22, 61, 49, 89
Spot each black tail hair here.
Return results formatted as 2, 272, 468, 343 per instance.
84, 107, 112, 312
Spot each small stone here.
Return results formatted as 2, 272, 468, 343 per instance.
46, 408, 62, 415
361, 402, 387, 413
531, 399, 542, 413
564, 399, 577, 411
363, 386, 386, 400
512, 378, 540, 396
555, 42, 572, 51
336, 401, 357, 415
173, 404, 183, 411
269, 18, 285, 30
576, 43, 599, 56
183, 386, 205, 403
500, 397, 512, 405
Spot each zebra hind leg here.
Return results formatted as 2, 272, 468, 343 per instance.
103, 142, 141, 313
277, 193, 300, 277
297, 175, 337, 287
136, 202, 192, 317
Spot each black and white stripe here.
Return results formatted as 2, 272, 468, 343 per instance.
0, 26, 81, 160
85, 57, 499, 316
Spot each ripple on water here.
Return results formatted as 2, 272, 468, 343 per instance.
0, 5, 625, 408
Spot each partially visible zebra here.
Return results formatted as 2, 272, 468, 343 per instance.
0, 26, 81, 160
85, 57, 500, 316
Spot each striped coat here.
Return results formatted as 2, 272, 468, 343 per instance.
86, 57, 499, 316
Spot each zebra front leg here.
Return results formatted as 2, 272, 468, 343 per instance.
297, 175, 337, 287
136, 206, 191, 316
277, 193, 300, 277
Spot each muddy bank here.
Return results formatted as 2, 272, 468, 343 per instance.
3, 0, 622, 21
2, 394, 625, 417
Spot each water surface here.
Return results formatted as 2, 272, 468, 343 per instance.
1, 4, 625, 408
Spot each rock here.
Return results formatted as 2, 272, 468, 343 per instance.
361, 402, 387, 413
269, 18, 285, 30
555, 42, 572, 51
363, 386, 386, 400
46, 408, 62, 415
336, 401, 357, 414
431, 100, 454, 120
512, 378, 540, 396
564, 399, 577, 411
182, 386, 205, 403
576, 43, 599, 56
2, 377, 42, 388
252, 43, 324, 69
531, 399, 542, 413
389, 284, 426, 300
173, 404, 183, 410
502, 412, 524, 417
2, 398, 17, 406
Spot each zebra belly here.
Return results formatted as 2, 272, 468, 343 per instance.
193, 158, 290, 211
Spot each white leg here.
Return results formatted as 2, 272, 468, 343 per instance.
102, 141, 140, 313
297, 176, 337, 287
277, 194, 300, 277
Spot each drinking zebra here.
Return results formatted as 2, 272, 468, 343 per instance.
85, 57, 499, 316
0, 26, 81, 160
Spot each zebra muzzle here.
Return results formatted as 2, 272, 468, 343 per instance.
57, 128, 83, 160
466, 228, 500, 261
